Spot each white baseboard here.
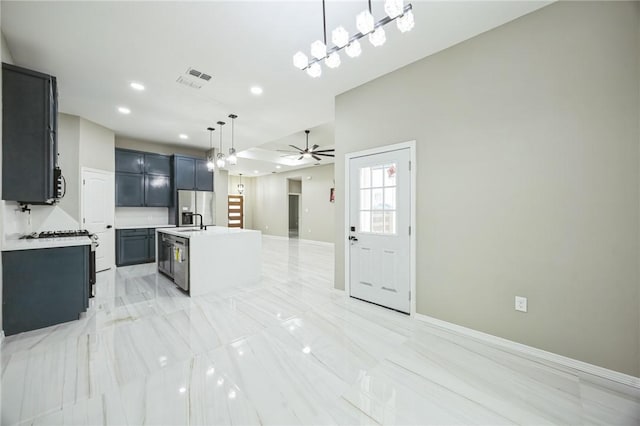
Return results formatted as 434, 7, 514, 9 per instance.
414, 313, 640, 389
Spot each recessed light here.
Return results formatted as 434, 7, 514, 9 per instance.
250, 86, 263, 95
253, 170, 259, 174
179, 134, 188, 140
275, 165, 281, 169
130, 82, 145, 91
117, 106, 131, 114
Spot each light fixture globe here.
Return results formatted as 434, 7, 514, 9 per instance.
331, 26, 349, 48
228, 147, 238, 165
345, 40, 362, 58
325, 52, 341, 69
293, 51, 309, 69
384, 0, 404, 19
306, 62, 322, 78
303, 152, 312, 159
369, 27, 386, 47
206, 157, 215, 171
216, 152, 226, 168
397, 10, 415, 33
310, 40, 327, 60
356, 10, 375, 34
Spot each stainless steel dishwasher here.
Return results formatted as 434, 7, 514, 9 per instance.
157, 233, 189, 292
172, 235, 189, 291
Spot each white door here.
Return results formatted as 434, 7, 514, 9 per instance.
82, 169, 115, 271
349, 148, 411, 313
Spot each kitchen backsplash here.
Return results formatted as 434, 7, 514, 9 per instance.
2, 201, 80, 239
115, 207, 170, 227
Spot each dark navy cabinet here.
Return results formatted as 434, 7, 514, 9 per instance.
116, 228, 158, 266
2, 245, 89, 336
115, 173, 145, 207
144, 153, 171, 176
195, 159, 214, 191
115, 150, 144, 174
175, 156, 196, 190
174, 155, 213, 191
2, 63, 59, 204
144, 175, 171, 207
115, 149, 172, 207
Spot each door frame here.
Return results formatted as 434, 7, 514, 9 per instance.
80, 167, 115, 270
344, 141, 417, 316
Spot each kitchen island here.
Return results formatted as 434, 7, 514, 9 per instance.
157, 226, 261, 296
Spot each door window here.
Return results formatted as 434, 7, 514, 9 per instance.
359, 163, 397, 234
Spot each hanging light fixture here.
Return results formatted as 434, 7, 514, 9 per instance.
237, 173, 245, 195
206, 127, 215, 171
228, 114, 238, 165
293, 0, 414, 77
216, 121, 226, 168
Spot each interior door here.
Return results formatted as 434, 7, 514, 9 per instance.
82, 169, 115, 271
349, 148, 411, 313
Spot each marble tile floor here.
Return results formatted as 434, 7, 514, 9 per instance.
1, 236, 639, 425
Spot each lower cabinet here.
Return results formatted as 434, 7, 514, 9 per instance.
116, 228, 157, 266
2, 245, 90, 336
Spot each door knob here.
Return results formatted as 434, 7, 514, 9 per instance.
349, 235, 358, 241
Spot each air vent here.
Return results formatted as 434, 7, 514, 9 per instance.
176, 67, 213, 90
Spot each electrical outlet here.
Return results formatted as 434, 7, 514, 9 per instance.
515, 296, 527, 313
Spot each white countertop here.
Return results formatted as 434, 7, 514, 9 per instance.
2, 236, 92, 251
116, 224, 176, 230
157, 226, 259, 239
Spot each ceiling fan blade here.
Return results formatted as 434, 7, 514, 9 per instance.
289, 144, 304, 152
315, 153, 335, 157
298, 155, 304, 160
312, 144, 319, 151
312, 149, 335, 153
312, 154, 322, 161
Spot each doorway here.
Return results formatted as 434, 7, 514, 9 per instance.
81, 168, 115, 271
345, 142, 416, 314
288, 194, 300, 238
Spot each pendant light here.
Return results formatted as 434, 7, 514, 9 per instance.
228, 114, 238, 166
293, 0, 414, 77
206, 127, 215, 171
216, 121, 226, 168
237, 173, 245, 195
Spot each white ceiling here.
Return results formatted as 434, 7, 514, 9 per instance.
2, 1, 551, 159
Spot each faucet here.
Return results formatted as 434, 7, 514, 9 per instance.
192, 213, 207, 230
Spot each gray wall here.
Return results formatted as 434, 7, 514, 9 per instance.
57, 114, 80, 221
335, 1, 640, 376
79, 118, 115, 173
253, 164, 335, 243
115, 136, 207, 158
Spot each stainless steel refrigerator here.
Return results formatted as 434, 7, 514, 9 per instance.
177, 190, 216, 227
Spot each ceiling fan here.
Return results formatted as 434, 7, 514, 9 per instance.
279, 130, 334, 161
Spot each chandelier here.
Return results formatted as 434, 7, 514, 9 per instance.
293, 0, 415, 78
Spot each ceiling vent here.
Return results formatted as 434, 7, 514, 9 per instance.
176, 67, 212, 89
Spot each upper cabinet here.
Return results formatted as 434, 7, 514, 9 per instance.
2, 63, 60, 204
115, 150, 144, 174
174, 155, 213, 191
115, 148, 172, 207
175, 156, 196, 190
195, 159, 214, 192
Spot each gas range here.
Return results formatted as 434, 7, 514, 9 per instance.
21, 229, 93, 239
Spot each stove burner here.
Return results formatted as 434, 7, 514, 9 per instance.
21, 230, 92, 239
